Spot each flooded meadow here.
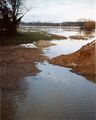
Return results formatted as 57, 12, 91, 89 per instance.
1, 26, 96, 120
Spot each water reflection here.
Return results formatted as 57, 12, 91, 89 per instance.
21, 26, 95, 38
78, 29, 95, 38
0, 46, 45, 120
16, 62, 96, 120
43, 39, 94, 58
1, 79, 27, 120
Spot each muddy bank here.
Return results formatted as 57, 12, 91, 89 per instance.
69, 35, 87, 40
49, 41, 96, 82
49, 34, 67, 39
0, 46, 47, 87
0, 45, 47, 120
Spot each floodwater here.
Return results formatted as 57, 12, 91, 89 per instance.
1, 26, 96, 120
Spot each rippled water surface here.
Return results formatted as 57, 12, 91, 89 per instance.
1, 26, 96, 120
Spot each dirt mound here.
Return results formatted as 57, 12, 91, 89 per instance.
49, 41, 96, 81
35, 40, 55, 48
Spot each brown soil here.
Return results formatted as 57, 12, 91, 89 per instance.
0, 46, 47, 88
35, 40, 56, 48
69, 35, 87, 40
49, 41, 96, 82
50, 34, 67, 39
0, 46, 47, 120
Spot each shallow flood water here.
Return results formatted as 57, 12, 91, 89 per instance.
43, 39, 94, 58
16, 62, 96, 120
1, 26, 96, 120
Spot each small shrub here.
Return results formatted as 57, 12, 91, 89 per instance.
82, 21, 95, 30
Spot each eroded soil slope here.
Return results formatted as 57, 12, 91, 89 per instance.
49, 41, 96, 81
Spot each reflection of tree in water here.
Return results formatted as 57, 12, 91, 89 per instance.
1, 77, 28, 120
80, 30, 95, 38
0, 47, 46, 120
1, 65, 41, 120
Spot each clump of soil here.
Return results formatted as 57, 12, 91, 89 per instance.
35, 40, 56, 48
49, 34, 67, 39
49, 41, 96, 82
69, 35, 87, 40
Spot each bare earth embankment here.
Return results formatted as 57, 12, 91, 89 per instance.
49, 41, 96, 82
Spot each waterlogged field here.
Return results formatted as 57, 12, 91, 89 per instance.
1, 26, 96, 120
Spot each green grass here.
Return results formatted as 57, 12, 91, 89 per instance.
0, 31, 59, 45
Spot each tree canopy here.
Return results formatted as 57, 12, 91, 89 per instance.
0, 0, 28, 35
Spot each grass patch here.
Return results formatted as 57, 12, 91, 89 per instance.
0, 31, 60, 45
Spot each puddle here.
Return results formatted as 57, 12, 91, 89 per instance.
20, 43, 37, 48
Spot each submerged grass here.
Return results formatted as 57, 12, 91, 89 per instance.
0, 31, 60, 45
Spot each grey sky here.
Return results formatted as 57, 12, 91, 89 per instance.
22, 0, 96, 22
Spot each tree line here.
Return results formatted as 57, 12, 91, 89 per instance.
21, 21, 95, 30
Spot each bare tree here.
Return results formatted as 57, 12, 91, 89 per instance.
0, 0, 29, 35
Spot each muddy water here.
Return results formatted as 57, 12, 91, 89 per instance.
1, 27, 96, 120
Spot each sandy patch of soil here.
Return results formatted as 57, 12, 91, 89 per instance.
49, 41, 96, 82
35, 40, 56, 48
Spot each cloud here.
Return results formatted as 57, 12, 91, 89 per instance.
22, 0, 96, 22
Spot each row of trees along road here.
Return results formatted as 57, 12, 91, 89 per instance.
0, 0, 29, 35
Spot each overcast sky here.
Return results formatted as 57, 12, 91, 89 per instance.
22, 0, 95, 22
